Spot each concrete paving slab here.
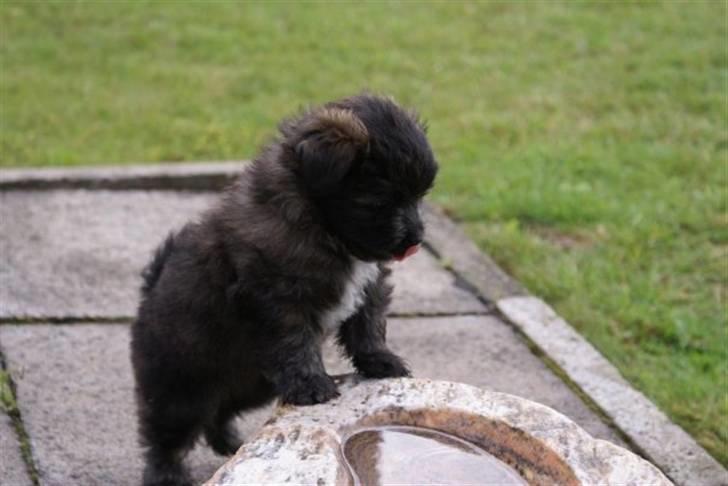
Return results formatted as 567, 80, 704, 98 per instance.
1, 163, 714, 484
388, 250, 485, 315
0, 411, 33, 486
0, 317, 623, 485
0, 190, 213, 321
0, 190, 485, 321
422, 202, 526, 302
0, 324, 271, 486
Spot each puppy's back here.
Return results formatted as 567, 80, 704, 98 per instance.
140, 232, 176, 296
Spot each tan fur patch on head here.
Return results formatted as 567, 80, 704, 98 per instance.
311, 108, 369, 145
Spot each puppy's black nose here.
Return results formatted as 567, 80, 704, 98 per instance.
403, 230, 423, 248
399, 228, 423, 256
404, 208, 424, 247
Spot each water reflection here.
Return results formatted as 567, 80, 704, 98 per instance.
342, 425, 527, 485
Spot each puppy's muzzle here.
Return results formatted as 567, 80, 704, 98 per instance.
394, 243, 420, 261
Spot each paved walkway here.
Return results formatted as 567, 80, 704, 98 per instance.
0, 163, 724, 486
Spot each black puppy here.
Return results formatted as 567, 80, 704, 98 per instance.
131, 94, 438, 486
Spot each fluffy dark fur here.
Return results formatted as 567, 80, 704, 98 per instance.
131, 94, 438, 486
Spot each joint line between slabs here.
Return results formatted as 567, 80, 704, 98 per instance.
0, 349, 41, 485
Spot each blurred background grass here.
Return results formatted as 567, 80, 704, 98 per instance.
1, 0, 726, 465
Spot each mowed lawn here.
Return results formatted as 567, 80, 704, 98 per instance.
1, 1, 726, 465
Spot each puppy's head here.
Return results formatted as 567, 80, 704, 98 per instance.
281, 94, 438, 262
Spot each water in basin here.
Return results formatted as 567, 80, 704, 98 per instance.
342, 425, 527, 485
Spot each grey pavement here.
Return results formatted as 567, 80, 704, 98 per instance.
1, 164, 723, 486
1, 411, 32, 486
0, 324, 270, 486
0, 190, 484, 320
0, 186, 626, 486
0, 317, 622, 486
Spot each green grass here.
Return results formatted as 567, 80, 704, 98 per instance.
0, 369, 18, 414
1, 0, 726, 465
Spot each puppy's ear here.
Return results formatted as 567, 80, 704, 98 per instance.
295, 108, 368, 194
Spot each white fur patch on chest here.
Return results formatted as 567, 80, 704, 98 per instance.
320, 261, 379, 336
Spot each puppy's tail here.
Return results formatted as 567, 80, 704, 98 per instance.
141, 232, 176, 295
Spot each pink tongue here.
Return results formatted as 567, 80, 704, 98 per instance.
395, 244, 420, 261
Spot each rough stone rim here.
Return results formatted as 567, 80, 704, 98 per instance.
206, 377, 671, 486
339, 407, 579, 485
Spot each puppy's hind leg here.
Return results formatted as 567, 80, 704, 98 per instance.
203, 403, 242, 456
139, 397, 210, 486
204, 378, 277, 456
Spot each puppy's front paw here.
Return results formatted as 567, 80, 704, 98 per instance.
354, 350, 411, 379
281, 374, 340, 406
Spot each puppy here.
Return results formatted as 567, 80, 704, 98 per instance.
130, 94, 438, 486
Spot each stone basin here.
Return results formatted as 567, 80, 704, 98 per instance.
206, 377, 671, 485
